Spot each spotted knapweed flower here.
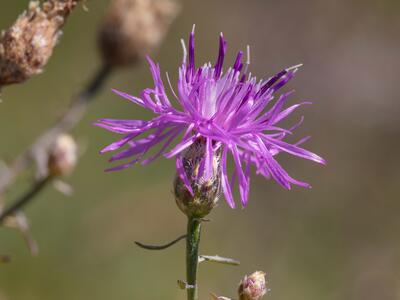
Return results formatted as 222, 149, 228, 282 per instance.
96, 27, 325, 208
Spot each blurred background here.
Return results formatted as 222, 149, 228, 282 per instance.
1, 0, 400, 299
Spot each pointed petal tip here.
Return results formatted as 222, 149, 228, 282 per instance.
240, 200, 249, 209
313, 154, 327, 165
111, 88, 123, 95
100, 148, 111, 154
286, 63, 303, 72
227, 200, 236, 209
282, 183, 292, 190
145, 55, 155, 66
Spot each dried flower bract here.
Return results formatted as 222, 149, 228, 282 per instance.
174, 138, 221, 218
98, 0, 180, 67
0, 0, 81, 86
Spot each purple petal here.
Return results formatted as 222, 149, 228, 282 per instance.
214, 33, 227, 79
272, 102, 312, 125
233, 51, 244, 73
256, 69, 287, 97
186, 27, 196, 82
112, 89, 145, 107
141, 127, 183, 165
100, 132, 140, 153
176, 155, 194, 196
164, 133, 200, 158
204, 138, 213, 180
105, 159, 139, 172
221, 147, 236, 208
264, 136, 326, 165
231, 144, 248, 207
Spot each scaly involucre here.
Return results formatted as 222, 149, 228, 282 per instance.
96, 27, 326, 208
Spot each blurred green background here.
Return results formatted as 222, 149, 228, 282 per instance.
1, 0, 400, 299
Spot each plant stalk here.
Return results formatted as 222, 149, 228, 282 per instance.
186, 217, 201, 300
0, 175, 52, 223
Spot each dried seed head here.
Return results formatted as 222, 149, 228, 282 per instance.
47, 134, 78, 176
0, 0, 80, 86
98, 0, 180, 67
238, 271, 268, 300
174, 138, 221, 218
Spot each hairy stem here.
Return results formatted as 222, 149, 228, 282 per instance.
186, 217, 201, 300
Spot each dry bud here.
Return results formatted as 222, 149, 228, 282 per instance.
238, 271, 267, 300
174, 138, 221, 218
47, 134, 78, 176
98, 0, 180, 67
0, 0, 81, 86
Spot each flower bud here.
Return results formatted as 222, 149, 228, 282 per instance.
0, 0, 81, 86
47, 134, 78, 176
98, 0, 180, 67
174, 138, 221, 218
238, 271, 267, 300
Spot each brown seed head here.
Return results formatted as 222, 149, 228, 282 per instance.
98, 0, 180, 67
174, 138, 221, 218
47, 134, 78, 177
238, 271, 267, 300
0, 0, 81, 86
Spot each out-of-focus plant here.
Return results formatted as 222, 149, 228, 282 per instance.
0, 0, 179, 255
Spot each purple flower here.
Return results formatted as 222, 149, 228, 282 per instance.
96, 27, 326, 208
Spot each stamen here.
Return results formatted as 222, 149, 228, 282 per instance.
180, 39, 187, 64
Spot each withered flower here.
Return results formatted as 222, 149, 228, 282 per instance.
98, 0, 180, 67
0, 0, 81, 86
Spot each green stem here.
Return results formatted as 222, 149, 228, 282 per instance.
186, 217, 202, 300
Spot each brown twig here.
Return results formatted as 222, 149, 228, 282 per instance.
0, 64, 113, 195
0, 175, 52, 223
0, 175, 54, 223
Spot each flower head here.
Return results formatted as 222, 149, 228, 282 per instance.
96, 27, 325, 208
